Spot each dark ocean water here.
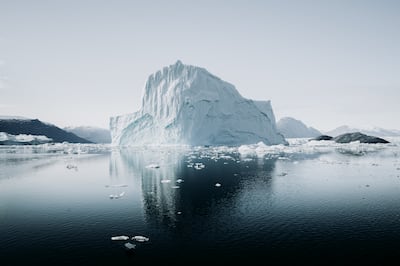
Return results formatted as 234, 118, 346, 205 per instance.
1, 143, 400, 265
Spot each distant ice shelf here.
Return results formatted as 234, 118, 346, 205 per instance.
0, 132, 52, 145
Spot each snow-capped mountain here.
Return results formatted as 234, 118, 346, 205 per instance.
64, 126, 111, 143
326, 125, 400, 137
0, 118, 91, 144
276, 117, 321, 138
110, 60, 286, 146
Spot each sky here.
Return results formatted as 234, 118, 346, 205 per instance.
0, 0, 399, 131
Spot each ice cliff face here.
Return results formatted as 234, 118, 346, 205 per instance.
110, 60, 286, 146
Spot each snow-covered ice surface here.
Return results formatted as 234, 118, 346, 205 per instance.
110, 60, 286, 146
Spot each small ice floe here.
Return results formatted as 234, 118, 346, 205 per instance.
278, 172, 288, 177
194, 163, 205, 170
171, 185, 180, 189
66, 164, 78, 170
161, 179, 171, 184
111, 235, 130, 241
215, 183, 222, 187
187, 163, 194, 168
105, 184, 128, 188
132, 236, 150, 242
146, 164, 160, 169
109, 192, 125, 199
233, 173, 239, 177
176, 179, 184, 183
124, 242, 136, 251
223, 162, 229, 165
177, 211, 182, 215
293, 161, 299, 164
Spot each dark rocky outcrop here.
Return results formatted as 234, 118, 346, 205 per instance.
311, 135, 333, 141
333, 132, 389, 144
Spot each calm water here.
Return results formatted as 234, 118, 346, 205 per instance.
1, 141, 400, 265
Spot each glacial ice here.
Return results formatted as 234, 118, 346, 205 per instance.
111, 236, 130, 241
124, 242, 136, 250
132, 236, 150, 242
109, 192, 125, 199
110, 60, 286, 146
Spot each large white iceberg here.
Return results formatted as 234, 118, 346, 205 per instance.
110, 60, 286, 146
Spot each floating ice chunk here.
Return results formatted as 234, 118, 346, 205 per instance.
124, 242, 136, 250
194, 163, 205, 170
132, 236, 149, 242
105, 184, 128, 188
176, 179, 184, 183
215, 183, 222, 187
177, 211, 182, 215
161, 179, 171, 184
66, 164, 78, 170
109, 192, 125, 199
111, 236, 130, 241
146, 164, 160, 169
223, 162, 228, 165
171, 185, 180, 189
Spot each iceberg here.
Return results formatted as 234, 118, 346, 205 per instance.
111, 236, 130, 241
110, 60, 286, 146
132, 236, 150, 242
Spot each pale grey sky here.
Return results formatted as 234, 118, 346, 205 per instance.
0, 0, 399, 131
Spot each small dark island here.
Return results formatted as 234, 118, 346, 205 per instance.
333, 132, 389, 144
311, 135, 333, 141
311, 132, 389, 144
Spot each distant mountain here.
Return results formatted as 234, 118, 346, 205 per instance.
326, 125, 400, 137
64, 126, 111, 143
0, 118, 91, 143
0, 115, 30, 120
277, 117, 321, 138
